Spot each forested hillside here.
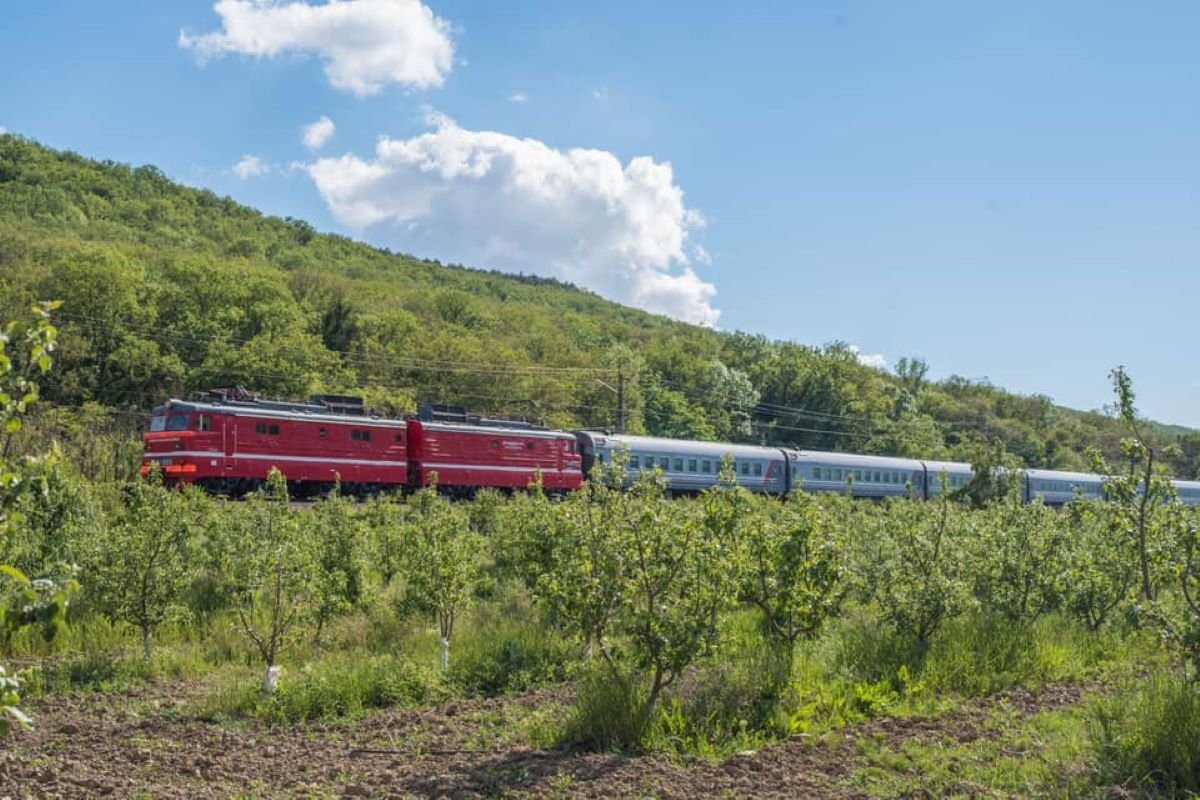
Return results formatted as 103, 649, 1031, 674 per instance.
1, 134, 1195, 474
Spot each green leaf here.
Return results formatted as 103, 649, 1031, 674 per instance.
0, 565, 29, 586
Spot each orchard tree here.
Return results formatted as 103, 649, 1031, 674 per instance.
403, 487, 481, 670
308, 484, 364, 649
362, 494, 406, 588
871, 489, 970, 644
7, 455, 101, 578
1062, 499, 1136, 631
1164, 505, 1200, 678
0, 302, 75, 734
536, 458, 740, 742
738, 490, 844, 670
1098, 366, 1177, 603
970, 498, 1067, 623
86, 470, 200, 660
221, 470, 315, 694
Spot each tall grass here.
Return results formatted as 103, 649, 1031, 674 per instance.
1090, 673, 1200, 795
557, 663, 648, 752
447, 616, 574, 696
198, 654, 445, 723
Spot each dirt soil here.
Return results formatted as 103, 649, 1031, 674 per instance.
0, 680, 1089, 799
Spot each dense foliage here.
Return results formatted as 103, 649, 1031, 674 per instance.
0, 304, 74, 734
2, 134, 1196, 474
2, 356, 1199, 796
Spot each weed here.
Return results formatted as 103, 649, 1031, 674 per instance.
1090, 672, 1200, 795
448, 615, 574, 696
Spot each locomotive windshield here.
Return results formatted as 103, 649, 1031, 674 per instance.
149, 413, 190, 432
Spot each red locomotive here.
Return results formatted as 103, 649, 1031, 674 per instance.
141, 389, 582, 497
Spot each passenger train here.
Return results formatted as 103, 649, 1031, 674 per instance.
141, 390, 1200, 506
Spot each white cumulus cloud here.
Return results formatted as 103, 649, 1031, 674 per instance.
180, 0, 455, 96
508, 91, 528, 103
302, 112, 718, 326
231, 154, 269, 179
302, 115, 336, 149
850, 345, 887, 370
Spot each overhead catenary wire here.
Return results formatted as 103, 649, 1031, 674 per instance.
47, 311, 992, 443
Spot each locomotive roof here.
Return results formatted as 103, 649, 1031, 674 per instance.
155, 399, 568, 437
414, 420, 575, 440
157, 398, 407, 427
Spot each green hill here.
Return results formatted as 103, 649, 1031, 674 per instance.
1, 133, 1194, 475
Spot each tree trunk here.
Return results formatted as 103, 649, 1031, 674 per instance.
261, 663, 281, 695
141, 626, 152, 662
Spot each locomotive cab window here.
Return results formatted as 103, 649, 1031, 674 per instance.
195, 415, 213, 431
150, 414, 190, 432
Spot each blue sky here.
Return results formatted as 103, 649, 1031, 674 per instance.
3, 1, 1199, 425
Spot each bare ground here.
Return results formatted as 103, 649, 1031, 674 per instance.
0, 679, 1091, 799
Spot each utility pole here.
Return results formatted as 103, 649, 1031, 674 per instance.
616, 367, 626, 433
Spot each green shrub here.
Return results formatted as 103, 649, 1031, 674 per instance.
447, 619, 573, 696
26, 653, 127, 695
646, 657, 783, 756
820, 613, 924, 692
921, 614, 1044, 696
1091, 673, 1200, 794
259, 655, 444, 723
558, 663, 648, 752
196, 654, 444, 723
